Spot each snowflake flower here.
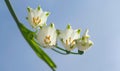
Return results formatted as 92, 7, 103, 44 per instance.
76, 29, 93, 51
36, 23, 57, 47
58, 24, 81, 51
27, 6, 50, 28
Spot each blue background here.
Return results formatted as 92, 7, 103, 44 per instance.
1, 0, 120, 71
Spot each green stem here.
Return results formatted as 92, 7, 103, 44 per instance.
51, 48, 68, 55
55, 45, 83, 55
5, 0, 21, 28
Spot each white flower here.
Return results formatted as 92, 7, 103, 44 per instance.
76, 29, 93, 51
58, 24, 81, 51
36, 23, 57, 47
27, 6, 50, 28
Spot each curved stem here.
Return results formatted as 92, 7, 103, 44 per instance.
55, 45, 82, 55
51, 48, 68, 55
55, 45, 66, 52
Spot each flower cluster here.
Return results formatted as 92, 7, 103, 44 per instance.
27, 6, 93, 52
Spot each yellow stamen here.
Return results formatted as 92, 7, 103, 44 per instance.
44, 35, 51, 44
65, 37, 76, 48
66, 40, 68, 45
71, 40, 75, 46
32, 17, 41, 25
69, 37, 71, 42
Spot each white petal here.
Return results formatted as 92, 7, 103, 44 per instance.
41, 12, 49, 22
83, 29, 90, 38
27, 6, 49, 29
36, 24, 57, 47
58, 25, 80, 51
71, 29, 80, 40
36, 7, 43, 16
59, 28, 73, 42
77, 39, 93, 51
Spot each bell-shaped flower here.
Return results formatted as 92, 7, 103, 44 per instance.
27, 6, 50, 28
76, 29, 93, 51
36, 23, 57, 47
58, 24, 81, 51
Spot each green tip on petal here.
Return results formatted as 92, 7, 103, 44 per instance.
27, 7, 30, 12
77, 29, 81, 34
56, 29, 60, 35
43, 23, 47, 26
89, 43, 92, 47
26, 17, 28, 20
60, 38, 64, 43
82, 36, 85, 40
40, 26, 43, 29
50, 23, 54, 28
89, 42, 93, 47
67, 24, 71, 29
37, 6, 41, 11
46, 12, 50, 16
